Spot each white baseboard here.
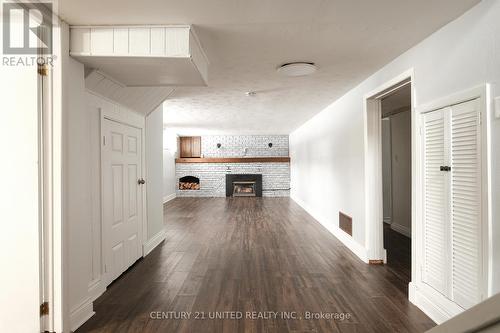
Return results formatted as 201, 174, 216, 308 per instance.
409, 282, 464, 324
163, 193, 176, 204
88, 278, 105, 302
70, 297, 95, 332
143, 228, 166, 256
291, 195, 368, 263
391, 223, 411, 238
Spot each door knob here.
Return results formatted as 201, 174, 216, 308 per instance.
138, 178, 145, 185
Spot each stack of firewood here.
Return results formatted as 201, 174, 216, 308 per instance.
179, 182, 200, 190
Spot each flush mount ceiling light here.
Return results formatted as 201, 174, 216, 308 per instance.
277, 62, 317, 77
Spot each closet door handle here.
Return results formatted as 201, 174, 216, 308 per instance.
440, 166, 451, 172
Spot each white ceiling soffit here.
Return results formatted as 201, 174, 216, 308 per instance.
60, 0, 481, 134
70, 25, 208, 87
85, 70, 175, 114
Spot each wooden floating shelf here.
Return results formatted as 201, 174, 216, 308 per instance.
175, 157, 290, 163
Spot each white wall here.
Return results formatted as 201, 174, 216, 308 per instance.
0, 54, 40, 333
201, 135, 289, 157
53, 18, 106, 331
66, 55, 97, 330
67, 88, 165, 330
389, 111, 411, 237
290, 0, 500, 293
163, 128, 177, 202
146, 107, 165, 240
65, 67, 166, 330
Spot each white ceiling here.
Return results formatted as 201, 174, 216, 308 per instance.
76, 56, 207, 87
59, 0, 480, 134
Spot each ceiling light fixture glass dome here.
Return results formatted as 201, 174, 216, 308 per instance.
277, 62, 317, 77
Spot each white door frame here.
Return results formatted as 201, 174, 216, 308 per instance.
42, 18, 65, 333
99, 103, 147, 287
363, 69, 414, 264
409, 84, 491, 323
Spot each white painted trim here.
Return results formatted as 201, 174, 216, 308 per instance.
69, 297, 95, 332
426, 293, 500, 333
365, 70, 413, 100
88, 279, 105, 302
52, 21, 70, 333
495, 96, 500, 118
71, 24, 192, 29
163, 193, 176, 203
363, 68, 414, 262
291, 195, 368, 263
409, 282, 464, 324
143, 228, 166, 256
363, 98, 383, 260
390, 223, 411, 238
71, 52, 192, 58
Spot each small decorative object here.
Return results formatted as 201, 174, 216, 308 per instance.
217, 143, 222, 148
268, 142, 273, 148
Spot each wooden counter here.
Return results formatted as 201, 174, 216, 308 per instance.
175, 157, 290, 163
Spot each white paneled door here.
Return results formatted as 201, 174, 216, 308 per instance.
422, 99, 483, 310
102, 119, 143, 284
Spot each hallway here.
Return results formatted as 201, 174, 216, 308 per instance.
78, 198, 434, 332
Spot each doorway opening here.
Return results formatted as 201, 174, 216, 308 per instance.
364, 70, 414, 295
381, 84, 412, 287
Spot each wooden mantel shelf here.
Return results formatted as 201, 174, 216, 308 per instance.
175, 157, 290, 163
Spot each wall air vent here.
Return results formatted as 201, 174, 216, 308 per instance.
339, 211, 352, 236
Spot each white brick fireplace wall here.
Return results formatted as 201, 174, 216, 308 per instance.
176, 135, 290, 197
201, 135, 289, 158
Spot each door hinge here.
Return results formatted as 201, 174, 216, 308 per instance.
103, 136, 106, 146
478, 112, 482, 125
40, 302, 49, 316
38, 64, 49, 76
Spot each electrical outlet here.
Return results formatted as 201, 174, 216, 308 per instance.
496, 97, 500, 118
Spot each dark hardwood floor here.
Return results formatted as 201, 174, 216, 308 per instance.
383, 223, 412, 291
78, 198, 434, 333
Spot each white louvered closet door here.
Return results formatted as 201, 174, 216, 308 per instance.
422, 107, 450, 296
450, 99, 482, 309
421, 98, 483, 310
